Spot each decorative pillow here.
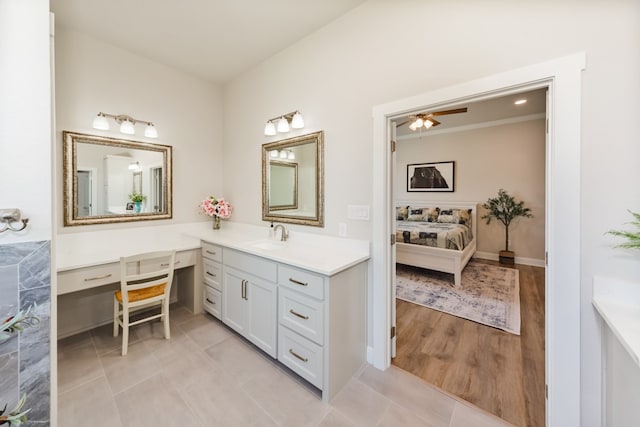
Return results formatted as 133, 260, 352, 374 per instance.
396, 206, 409, 221
437, 209, 456, 223
423, 207, 440, 222
437, 208, 472, 225
407, 208, 425, 221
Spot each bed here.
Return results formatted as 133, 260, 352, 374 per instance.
395, 201, 477, 287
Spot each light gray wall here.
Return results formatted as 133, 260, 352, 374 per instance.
222, 0, 640, 423
54, 28, 224, 233
395, 119, 546, 261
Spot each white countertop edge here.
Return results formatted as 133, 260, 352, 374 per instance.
56, 221, 371, 276
592, 275, 640, 367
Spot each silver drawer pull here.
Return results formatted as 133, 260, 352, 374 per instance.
205, 298, 216, 305
206, 271, 217, 277
161, 261, 180, 267
289, 278, 308, 287
289, 349, 308, 362
206, 250, 217, 255
289, 309, 309, 320
84, 273, 112, 282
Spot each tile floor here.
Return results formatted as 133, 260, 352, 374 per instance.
57, 305, 512, 426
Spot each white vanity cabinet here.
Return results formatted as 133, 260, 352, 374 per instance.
276, 262, 367, 402
222, 248, 278, 358
201, 241, 223, 319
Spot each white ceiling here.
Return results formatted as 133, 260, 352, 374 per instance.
395, 88, 547, 137
50, 0, 367, 84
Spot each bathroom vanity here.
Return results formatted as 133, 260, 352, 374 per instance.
55, 221, 369, 402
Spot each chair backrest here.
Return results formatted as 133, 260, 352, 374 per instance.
119, 250, 176, 307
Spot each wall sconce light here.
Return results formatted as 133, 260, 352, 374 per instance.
269, 149, 295, 160
264, 111, 304, 136
92, 112, 159, 138
128, 161, 141, 171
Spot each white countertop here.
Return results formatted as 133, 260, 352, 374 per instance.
593, 276, 640, 367
56, 221, 370, 276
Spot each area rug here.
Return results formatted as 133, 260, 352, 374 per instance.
396, 261, 521, 335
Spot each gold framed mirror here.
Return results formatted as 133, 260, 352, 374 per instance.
262, 131, 324, 227
63, 131, 173, 226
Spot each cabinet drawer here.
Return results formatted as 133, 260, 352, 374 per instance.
201, 241, 222, 262
223, 248, 277, 283
140, 250, 196, 273
278, 265, 324, 300
58, 263, 120, 295
278, 326, 323, 389
203, 285, 222, 320
203, 258, 222, 291
279, 288, 324, 345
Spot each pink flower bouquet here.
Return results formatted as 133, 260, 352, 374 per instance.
200, 196, 233, 219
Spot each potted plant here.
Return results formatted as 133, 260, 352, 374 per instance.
128, 192, 146, 213
482, 188, 533, 264
607, 210, 640, 249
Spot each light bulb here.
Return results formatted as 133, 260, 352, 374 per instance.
264, 121, 276, 136
270, 150, 279, 158
279, 150, 287, 159
120, 119, 135, 135
291, 111, 304, 129
424, 119, 433, 129
287, 150, 295, 160
128, 161, 140, 171
277, 116, 290, 133
409, 121, 419, 131
92, 113, 110, 130
144, 123, 158, 138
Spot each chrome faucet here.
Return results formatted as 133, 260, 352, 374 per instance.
273, 224, 289, 242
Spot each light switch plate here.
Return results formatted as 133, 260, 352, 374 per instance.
347, 205, 370, 221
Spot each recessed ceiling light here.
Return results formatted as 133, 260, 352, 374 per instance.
514, 99, 527, 105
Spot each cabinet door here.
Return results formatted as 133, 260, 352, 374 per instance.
222, 267, 248, 335
247, 278, 277, 358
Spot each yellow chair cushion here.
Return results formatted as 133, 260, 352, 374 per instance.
115, 283, 167, 303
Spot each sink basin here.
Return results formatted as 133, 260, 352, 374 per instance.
247, 239, 287, 251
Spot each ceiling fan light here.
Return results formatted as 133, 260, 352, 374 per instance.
277, 116, 290, 133
144, 123, 158, 138
424, 119, 434, 129
92, 113, 110, 130
409, 121, 419, 131
128, 161, 140, 171
264, 121, 276, 136
291, 111, 304, 129
120, 119, 135, 135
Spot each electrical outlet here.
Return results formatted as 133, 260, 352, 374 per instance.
339, 222, 347, 237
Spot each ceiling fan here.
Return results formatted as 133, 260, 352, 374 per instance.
397, 108, 468, 131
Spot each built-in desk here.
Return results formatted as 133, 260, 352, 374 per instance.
56, 225, 203, 338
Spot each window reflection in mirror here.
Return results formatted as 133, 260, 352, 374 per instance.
63, 131, 172, 226
262, 131, 324, 227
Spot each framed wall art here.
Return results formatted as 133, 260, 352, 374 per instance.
407, 161, 455, 192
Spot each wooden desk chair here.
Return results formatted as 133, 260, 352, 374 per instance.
113, 250, 176, 356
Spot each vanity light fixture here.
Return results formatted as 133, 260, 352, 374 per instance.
263, 111, 304, 136
92, 112, 159, 138
128, 161, 141, 171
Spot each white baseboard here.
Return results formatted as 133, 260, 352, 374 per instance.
474, 251, 545, 268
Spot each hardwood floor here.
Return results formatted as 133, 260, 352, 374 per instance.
392, 259, 545, 427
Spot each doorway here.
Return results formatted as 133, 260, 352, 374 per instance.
389, 89, 547, 426
76, 167, 97, 216
371, 53, 586, 426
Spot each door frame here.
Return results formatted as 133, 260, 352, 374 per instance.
371, 53, 586, 426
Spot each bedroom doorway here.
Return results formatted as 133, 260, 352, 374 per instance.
389, 88, 547, 426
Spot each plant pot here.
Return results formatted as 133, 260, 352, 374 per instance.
499, 250, 515, 264
134, 201, 142, 213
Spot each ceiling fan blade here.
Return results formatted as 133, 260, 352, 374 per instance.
431, 107, 468, 116
428, 118, 441, 126
396, 119, 411, 127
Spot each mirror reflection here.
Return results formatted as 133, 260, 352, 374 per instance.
63, 131, 172, 226
262, 131, 324, 227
